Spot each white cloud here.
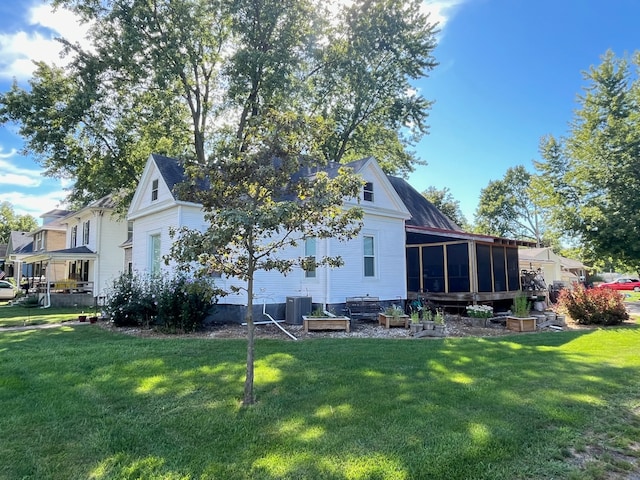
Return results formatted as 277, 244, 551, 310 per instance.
422, 0, 468, 29
0, 4, 90, 81
0, 147, 69, 217
3, 189, 68, 218
0, 152, 43, 188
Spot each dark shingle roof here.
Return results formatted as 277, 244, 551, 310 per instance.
151, 154, 209, 200
149, 154, 461, 233
152, 154, 187, 192
9, 231, 33, 254
49, 246, 95, 255
387, 176, 462, 232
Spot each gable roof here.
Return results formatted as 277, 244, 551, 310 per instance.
59, 195, 117, 223
8, 231, 33, 254
152, 154, 189, 193
387, 176, 462, 231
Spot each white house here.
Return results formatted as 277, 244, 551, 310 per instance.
22, 196, 129, 307
127, 154, 411, 322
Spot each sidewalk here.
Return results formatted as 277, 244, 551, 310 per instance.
0, 321, 93, 332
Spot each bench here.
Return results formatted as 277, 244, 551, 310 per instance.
345, 297, 382, 321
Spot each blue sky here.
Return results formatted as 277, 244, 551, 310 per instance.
0, 0, 638, 221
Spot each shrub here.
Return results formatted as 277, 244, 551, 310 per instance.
155, 275, 218, 333
104, 274, 157, 327
105, 273, 219, 332
557, 285, 628, 325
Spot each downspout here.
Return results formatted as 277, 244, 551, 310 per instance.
324, 237, 331, 312
42, 256, 52, 308
95, 210, 103, 301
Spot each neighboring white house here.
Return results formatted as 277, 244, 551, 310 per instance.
518, 247, 587, 288
22, 196, 129, 307
127, 154, 411, 322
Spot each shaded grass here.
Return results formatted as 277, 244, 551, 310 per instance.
0, 326, 639, 479
0, 304, 83, 327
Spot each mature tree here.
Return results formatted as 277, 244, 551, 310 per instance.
0, 202, 38, 243
1, 0, 438, 406
474, 165, 546, 245
1, 0, 437, 209
312, 0, 438, 175
421, 186, 468, 229
534, 51, 640, 273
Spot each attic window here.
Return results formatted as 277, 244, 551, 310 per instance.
363, 182, 374, 202
151, 179, 159, 201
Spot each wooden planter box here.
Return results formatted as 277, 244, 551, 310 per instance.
303, 316, 350, 333
506, 316, 536, 332
378, 313, 409, 329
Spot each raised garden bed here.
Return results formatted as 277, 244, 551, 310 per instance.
378, 313, 409, 329
506, 316, 536, 332
303, 316, 351, 333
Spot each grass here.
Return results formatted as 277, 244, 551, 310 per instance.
1, 323, 639, 479
0, 303, 86, 327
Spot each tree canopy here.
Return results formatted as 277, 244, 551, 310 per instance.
534, 50, 640, 272
0, 0, 438, 209
421, 186, 468, 230
0, 202, 39, 244
474, 165, 547, 245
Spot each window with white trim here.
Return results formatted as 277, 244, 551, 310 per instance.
363, 182, 374, 202
363, 235, 375, 277
150, 234, 161, 275
304, 238, 316, 278
70, 225, 77, 248
151, 179, 159, 201
82, 220, 90, 245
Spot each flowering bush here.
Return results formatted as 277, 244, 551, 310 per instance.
105, 273, 220, 331
557, 284, 628, 325
104, 273, 157, 327
466, 304, 494, 318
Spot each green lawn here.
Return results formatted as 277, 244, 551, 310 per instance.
0, 303, 86, 327
1, 325, 639, 479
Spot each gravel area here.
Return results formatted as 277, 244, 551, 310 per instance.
107, 314, 532, 340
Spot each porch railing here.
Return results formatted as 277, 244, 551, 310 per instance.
36, 280, 94, 295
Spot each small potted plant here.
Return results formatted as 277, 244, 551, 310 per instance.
506, 292, 536, 332
465, 304, 493, 327
421, 309, 435, 330
409, 310, 422, 334
432, 309, 446, 336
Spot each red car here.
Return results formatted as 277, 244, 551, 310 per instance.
597, 278, 640, 292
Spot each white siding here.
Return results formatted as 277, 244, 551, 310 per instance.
128, 155, 410, 311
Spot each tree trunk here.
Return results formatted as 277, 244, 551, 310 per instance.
242, 265, 255, 406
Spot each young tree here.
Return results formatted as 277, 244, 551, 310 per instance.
474, 165, 546, 245
0, 202, 39, 243
534, 51, 640, 272
421, 186, 469, 230
170, 113, 364, 406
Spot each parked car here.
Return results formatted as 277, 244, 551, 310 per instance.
596, 277, 640, 292
0, 280, 17, 300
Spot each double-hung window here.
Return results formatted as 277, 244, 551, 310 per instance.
364, 235, 375, 277
363, 182, 374, 202
82, 220, 90, 245
150, 234, 161, 275
304, 238, 316, 278
151, 179, 159, 201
